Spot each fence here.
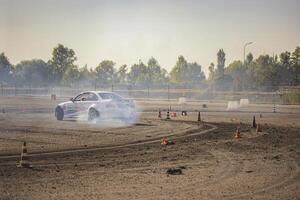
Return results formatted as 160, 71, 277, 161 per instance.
1, 84, 298, 104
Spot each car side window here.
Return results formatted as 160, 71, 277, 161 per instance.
86, 93, 98, 101
98, 93, 111, 99
98, 93, 123, 102
111, 94, 123, 102
74, 94, 83, 101
74, 93, 89, 101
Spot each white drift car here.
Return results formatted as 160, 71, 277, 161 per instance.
55, 91, 136, 122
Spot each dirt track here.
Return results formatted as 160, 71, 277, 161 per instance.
0, 96, 299, 200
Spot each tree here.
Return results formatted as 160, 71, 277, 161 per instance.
216, 49, 226, 78
49, 44, 77, 84
170, 55, 205, 86
246, 53, 254, 65
15, 59, 53, 86
117, 64, 128, 84
186, 62, 206, 85
170, 55, 188, 84
208, 62, 215, 82
291, 46, 300, 84
63, 65, 80, 86
0, 52, 12, 84
95, 60, 115, 85
279, 51, 292, 85
225, 60, 243, 90
147, 57, 168, 86
127, 61, 148, 85
77, 65, 95, 86
253, 55, 277, 88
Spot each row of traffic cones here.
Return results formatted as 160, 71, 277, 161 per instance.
158, 109, 202, 122
234, 115, 263, 139
17, 141, 31, 168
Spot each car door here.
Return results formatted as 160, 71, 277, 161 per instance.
80, 92, 99, 114
65, 93, 84, 117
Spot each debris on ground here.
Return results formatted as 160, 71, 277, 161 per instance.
272, 155, 280, 161
166, 168, 183, 175
161, 138, 175, 145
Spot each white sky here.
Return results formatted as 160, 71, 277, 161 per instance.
1, 0, 299, 75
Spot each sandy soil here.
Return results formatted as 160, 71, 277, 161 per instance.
0, 96, 299, 200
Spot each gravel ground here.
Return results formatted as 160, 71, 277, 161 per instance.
0, 96, 299, 200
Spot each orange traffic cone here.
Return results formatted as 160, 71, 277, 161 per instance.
161, 137, 175, 145
171, 112, 177, 117
235, 127, 241, 139
17, 141, 31, 168
256, 124, 262, 133
161, 138, 169, 145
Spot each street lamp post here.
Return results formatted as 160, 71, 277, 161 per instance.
243, 42, 253, 64
9, 70, 16, 96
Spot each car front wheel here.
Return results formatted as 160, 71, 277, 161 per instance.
88, 108, 100, 121
55, 106, 64, 121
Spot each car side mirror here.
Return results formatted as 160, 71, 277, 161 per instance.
70, 97, 74, 102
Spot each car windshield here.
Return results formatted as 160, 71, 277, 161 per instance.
98, 93, 123, 101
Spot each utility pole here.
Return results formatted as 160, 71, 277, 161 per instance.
167, 84, 170, 101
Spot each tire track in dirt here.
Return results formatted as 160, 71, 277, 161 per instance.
224, 157, 299, 200
0, 121, 217, 162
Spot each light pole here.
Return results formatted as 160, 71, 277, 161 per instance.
9, 70, 16, 96
243, 42, 253, 64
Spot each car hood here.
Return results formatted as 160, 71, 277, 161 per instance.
58, 101, 73, 106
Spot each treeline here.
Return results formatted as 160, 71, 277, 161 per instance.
0, 44, 299, 91
0, 44, 205, 88
208, 47, 300, 91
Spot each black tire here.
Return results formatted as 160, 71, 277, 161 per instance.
88, 108, 100, 121
55, 106, 64, 121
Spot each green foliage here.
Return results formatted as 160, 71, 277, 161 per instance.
282, 90, 300, 104
225, 60, 243, 90
95, 60, 115, 85
217, 49, 225, 78
246, 53, 253, 64
15, 59, 53, 86
291, 47, 300, 84
147, 57, 169, 85
221, 46, 300, 91
117, 64, 127, 83
0, 52, 12, 84
1, 44, 300, 90
208, 62, 215, 82
127, 61, 148, 85
49, 44, 77, 84
63, 65, 80, 86
170, 55, 205, 86
127, 58, 168, 86
170, 55, 188, 83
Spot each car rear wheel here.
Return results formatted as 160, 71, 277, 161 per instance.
55, 106, 64, 121
88, 108, 100, 121
124, 112, 137, 124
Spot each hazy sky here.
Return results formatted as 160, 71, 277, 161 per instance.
1, 0, 299, 75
